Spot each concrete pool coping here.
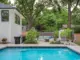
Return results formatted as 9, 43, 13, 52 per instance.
0, 44, 80, 54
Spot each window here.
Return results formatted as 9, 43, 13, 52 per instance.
15, 14, 20, 25
1, 10, 9, 22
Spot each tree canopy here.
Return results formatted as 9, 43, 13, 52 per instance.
1, 0, 79, 33
35, 8, 68, 32
15, 0, 44, 30
0, 0, 10, 4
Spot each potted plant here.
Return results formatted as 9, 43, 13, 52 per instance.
2, 38, 7, 44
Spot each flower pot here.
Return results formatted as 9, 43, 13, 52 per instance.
2, 38, 7, 44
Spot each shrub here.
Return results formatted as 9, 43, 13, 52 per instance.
24, 28, 39, 44
60, 28, 72, 41
53, 30, 59, 41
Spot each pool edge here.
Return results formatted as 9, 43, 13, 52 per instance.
0, 44, 80, 55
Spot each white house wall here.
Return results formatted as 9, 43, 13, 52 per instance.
0, 9, 12, 42
0, 9, 22, 43
11, 9, 22, 43
11, 24, 22, 43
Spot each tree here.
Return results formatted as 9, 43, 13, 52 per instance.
0, 0, 9, 4
35, 9, 56, 31
60, 0, 80, 28
72, 8, 80, 33
35, 8, 68, 32
39, 0, 62, 13
72, 8, 80, 25
41, 0, 80, 28
15, 0, 44, 30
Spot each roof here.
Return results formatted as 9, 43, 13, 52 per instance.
0, 3, 16, 9
0, 3, 24, 18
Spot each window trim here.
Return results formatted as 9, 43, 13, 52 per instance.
1, 10, 9, 22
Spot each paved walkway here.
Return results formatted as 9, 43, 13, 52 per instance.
67, 45, 80, 54
0, 44, 7, 49
39, 41, 50, 45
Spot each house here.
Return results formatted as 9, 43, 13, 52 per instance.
0, 3, 23, 44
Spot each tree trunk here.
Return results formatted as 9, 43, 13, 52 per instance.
27, 16, 34, 30
27, 23, 33, 30
68, 1, 72, 28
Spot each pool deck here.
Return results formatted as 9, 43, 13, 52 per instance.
0, 43, 80, 54
67, 46, 80, 54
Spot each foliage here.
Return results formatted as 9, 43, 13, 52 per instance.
0, 0, 8, 4
55, 8, 68, 29
35, 8, 68, 31
35, 9, 56, 31
15, 0, 69, 31
14, 0, 80, 31
72, 9, 80, 25
72, 8, 80, 33
0, 0, 12, 5
39, 0, 62, 12
22, 19, 28, 26
40, 0, 80, 28
15, 0, 44, 30
60, 28, 72, 41
24, 28, 39, 44
60, 0, 80, 28
74, 26, 80, 33
54, 30, 59, 41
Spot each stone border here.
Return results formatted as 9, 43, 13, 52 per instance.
67, 46, 80, 54
0, 44, 80, 55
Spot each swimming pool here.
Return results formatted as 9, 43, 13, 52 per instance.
0, 47, 80, 60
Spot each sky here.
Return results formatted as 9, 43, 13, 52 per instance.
10, 0, 15, 4
10, 0, 38, 4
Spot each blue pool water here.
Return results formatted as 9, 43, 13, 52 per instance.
0, 47, 80, 60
